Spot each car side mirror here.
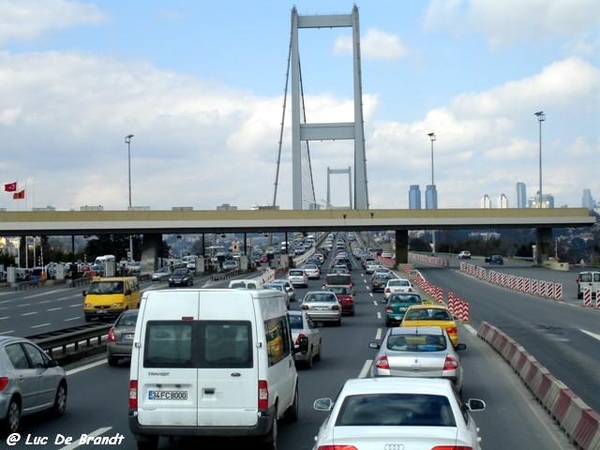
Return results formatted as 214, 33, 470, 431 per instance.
368, 341, 380, 349
466, 398, 486, 411
82, 290, 87, 297
455, 343, 467, 351
313, 398, 334, 411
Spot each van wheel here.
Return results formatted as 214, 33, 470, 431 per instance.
262, 415, 278, 449
283, 385, 299, 423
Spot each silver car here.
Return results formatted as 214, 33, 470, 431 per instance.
267, 278, 296, 302
0, 336, 67, 433
369, 326, 466, 392
300, 290, 341, 326
107, 309, 138, 366
288, 310, 322, 369
313, 377, 485, 449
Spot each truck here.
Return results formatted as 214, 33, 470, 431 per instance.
93, 255, 116, 277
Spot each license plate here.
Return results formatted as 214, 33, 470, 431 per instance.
123, 333, 134, 341
148, 390, 188, 400
314, 306, 329, 310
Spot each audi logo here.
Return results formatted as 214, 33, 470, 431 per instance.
383, 445, 405, 450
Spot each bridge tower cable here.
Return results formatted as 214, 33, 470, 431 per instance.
299, 60, 317, 206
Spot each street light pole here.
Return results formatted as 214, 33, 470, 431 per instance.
534, 111, 545, 208
125, 134, 134, 262
428, 132, 436, 254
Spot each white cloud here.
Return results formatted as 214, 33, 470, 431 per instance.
334, 29, 409, 60
0, 0, 107, 45
423, 0, 600, 47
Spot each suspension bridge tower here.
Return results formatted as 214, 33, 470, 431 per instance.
290, 6, 369, 210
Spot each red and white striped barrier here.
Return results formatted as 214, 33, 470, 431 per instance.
478, 321, 600, 450
583, 288, 592, 307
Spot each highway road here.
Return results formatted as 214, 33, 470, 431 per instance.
1, 250, 581, 450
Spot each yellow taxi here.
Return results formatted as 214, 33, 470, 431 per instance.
399, 304, 459, 348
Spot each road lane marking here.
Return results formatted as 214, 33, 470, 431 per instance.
358, 360, 372, 378
464, 324, 478, 336
64, 317, 81, 321
24, 292, 56, 299
376, 311, 381, 320
375, 327, 383, 340
58, 426, 113, 450
31, 323, 50, 328
0, 330, 14, 334
580, 329, 600, 341
66, 358, 108, 375
47, 307, 62, 311
21, 311, 38, 316
0, 316, 9, 320
16, 303, 32, 307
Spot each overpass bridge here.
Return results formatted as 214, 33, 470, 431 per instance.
0, 207, 595, 266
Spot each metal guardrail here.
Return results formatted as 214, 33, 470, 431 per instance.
28, 323, 112, 364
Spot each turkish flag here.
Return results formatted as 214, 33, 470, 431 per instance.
4, 182, 17, 192
12, 190, 25, 200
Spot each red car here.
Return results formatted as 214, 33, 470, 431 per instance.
325, 285, 355, 316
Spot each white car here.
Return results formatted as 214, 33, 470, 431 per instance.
287, 268, 308, 288
312, 377, 486, 450
302, 263, 321, 279
383, 277, 413, 301
288, 310, 322, 369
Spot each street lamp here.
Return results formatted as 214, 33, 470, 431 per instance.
427, 132, 436, 254
534, 111, 545, 208
124, 134, 134, 261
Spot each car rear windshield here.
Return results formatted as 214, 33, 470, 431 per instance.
389, 295, 421, 305
143, 320, 252, 369
288, 314, 303, 329
386, 334, 447, 352
326, 275, 351, 285
405, 309, 452, 321
336, 393, 456, 427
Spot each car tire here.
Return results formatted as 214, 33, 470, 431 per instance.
52, 381, 68, 416
305, 350, 314, 369
335, 319, 342, 327
1, 397, 20, 435
314, 341, 322, 361
107, 355, 119, 366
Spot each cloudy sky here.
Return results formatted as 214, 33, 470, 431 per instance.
0, 0, 598, 211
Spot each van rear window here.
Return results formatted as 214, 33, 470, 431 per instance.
143, 320, 252, 369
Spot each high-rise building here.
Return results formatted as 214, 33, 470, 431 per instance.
498, 194, 508, 208
528, 193, 554, 209
516, 182, 527, 208
408, 185, 421, 209
480, 194, 492, 209
425, 185, 438, 209
582, 189, 595, 209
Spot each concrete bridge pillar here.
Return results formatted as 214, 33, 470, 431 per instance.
141, 233, 163, 272
535, 227, 552, 264
394, 229, 409, 266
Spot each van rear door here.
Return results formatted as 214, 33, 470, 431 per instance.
196, 290, 258, 427
135, 290, 199, 427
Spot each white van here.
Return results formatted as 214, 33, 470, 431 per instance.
228, 279, 263, 290
128, 288, 306, 450
577, 271, 600, 299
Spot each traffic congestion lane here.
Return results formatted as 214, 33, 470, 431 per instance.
420, 265, 600, 413
1, 260, 576, 450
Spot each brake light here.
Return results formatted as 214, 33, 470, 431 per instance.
317, 446, 359, 450
443, 355, 459, 370
0, 377, 9, 391
128, 380, 138, 410
295, 333, 307, 346
385, 306, 393, 313
331, 304, 339, 310
107, 327, 116, 343
374, 355, 390, 369
258, 380, 269, 412
385, 288, 390, 293
301, 304, 309, 310
431, 446, 473, 450
446, 326, 457, 336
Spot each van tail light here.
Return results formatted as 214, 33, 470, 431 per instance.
0, 377, 9, 391
129, 380, 138, 410
258, 380, 269, 412
317, 446, 359, 450
374, 356, 390, 370
443, 355, 459, 370
107, 327, 116, 343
